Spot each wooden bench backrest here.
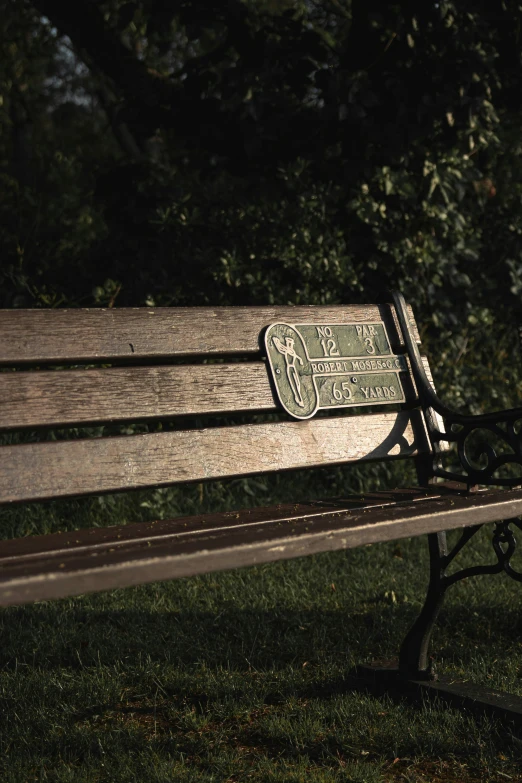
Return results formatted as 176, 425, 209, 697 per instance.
0, 303, 431, 504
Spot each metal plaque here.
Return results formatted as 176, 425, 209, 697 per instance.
265, 321, 407, 419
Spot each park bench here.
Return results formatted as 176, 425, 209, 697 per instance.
2, 291, 522, 720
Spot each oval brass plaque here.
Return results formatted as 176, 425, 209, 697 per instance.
265, 321, 407, 419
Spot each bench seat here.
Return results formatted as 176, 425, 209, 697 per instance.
2, 485, 522, 607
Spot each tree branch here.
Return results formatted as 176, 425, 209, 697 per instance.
30, 0, 252, 160
32, 0, 176, 109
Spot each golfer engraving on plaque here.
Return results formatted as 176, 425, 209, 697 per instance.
272, 336, 305, 408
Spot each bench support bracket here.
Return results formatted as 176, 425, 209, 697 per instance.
399, 518, 522, 680
352, 517, 522, 724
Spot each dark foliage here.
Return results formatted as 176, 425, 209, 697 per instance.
1, 0, 522, 409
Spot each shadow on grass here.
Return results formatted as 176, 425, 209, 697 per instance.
0, 605, 390, 667
2, 600, 522, 673
2, 600, 522, 781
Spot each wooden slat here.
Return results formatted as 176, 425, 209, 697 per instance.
1, 486, 522, 606
0, 361, 419, 429
0, 303, 420, 365
0, 490, 443, 561
0, 363, 275, 428
0, 411, 429, 502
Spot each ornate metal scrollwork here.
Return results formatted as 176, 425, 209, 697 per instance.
391, 290, 522, 487
443, 518, 522, 587
492, 519, 522, 581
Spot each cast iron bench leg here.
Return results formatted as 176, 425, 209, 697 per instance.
399, 531, 447, 680
354, 523, 522, 726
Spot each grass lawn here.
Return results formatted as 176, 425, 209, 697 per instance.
2, 472, 522, 782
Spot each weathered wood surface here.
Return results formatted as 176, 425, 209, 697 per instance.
1, 486, 521, 606
0, 489, 444, 560
0, 303, 420, 364
0, 361, 419, 429
0, 363, 274, 428
0, 411, 429, 502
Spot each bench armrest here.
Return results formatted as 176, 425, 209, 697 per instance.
391, 290, 522, 488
